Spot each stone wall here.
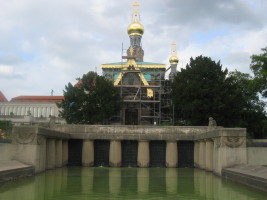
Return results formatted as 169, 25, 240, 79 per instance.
51, 125, 247, 175
1, 125, 248, 176
194, 128, 247, 175
0, 142, 44, 173
247, 139, 267, 166
0, 143, 15, 161
10, 126, 69, 173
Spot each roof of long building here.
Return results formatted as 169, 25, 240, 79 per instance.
0, 91, 8, 102
11, 96, 64, 103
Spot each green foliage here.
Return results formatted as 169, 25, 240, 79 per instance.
58, 72, 122, 124
0, 120, 12, 131
171, 56, 267, 138
172, 56, 243, 126
228, 71, 267, 138
160, 121, 173, 126
250, 47, 267, 98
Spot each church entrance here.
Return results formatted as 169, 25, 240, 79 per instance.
125, 109, 138, 125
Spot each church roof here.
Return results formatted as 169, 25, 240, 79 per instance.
0, 91, 8, 102
101, 61, 166, 69
11, 96, 64, 103
102, 61, 165, 65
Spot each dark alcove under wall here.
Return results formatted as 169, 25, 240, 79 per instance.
121, 140, 138, 167
178, 141, 194, 168
94, 140, 110, 167
68, 139, 83, 166
149, 141, 166, 167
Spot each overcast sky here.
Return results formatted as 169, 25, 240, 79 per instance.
0, 0, 267, 100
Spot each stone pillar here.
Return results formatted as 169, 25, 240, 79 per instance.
137, 140, 149, 167
212, 138, 218, 173
213, 132, 247, 175
82, 140, 94, 166
194, 141, 199, 168
166, 141, 178, 168
55, 140, 63, 167
46, 139, 56, 169
198, 141, 206, 169
205, 140, 214, 171
109, 140, 121, 167
62, 140, 68, 166
198, 141, 203, 169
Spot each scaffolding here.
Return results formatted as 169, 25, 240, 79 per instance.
102, 46, 172, 125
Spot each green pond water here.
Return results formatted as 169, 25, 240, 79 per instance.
0, 167, 266, 200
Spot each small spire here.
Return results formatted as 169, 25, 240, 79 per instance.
132, 1, 141, 21
171, 41, 177, 56
169, 41, 179, 65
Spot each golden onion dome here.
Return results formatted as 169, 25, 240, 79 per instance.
169, 55, 179, 64
127, 19, 144, 36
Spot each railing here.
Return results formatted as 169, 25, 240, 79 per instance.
0, 115, 66, 124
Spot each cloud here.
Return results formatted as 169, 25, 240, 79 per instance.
0, 65, 13, 75
0, 0, 267, 100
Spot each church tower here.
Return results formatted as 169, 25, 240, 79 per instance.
127, 2, 144, 62
169, 42, 179, 80
101, 1, 167, 125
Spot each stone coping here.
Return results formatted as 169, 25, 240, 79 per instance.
38, 127, 70, 139
247, 142, 267, 147
53, 124, 211, 134
222, 165, 267, 193
12, 125, 246, 141
194, 128, 246, 140
0, 160, 34, 183
49, 125, 246, 141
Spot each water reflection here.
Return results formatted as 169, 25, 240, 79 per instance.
166, 168, 177, 194
0, 167, 266, 199
137, 168, 149, 194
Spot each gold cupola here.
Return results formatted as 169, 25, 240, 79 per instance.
128, 19, 144, 36
169, 42, 179, 65
169, 55, 179, 64
127, 2, 144, 36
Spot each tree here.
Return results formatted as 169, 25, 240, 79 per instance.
172, 56, 245, 127
228, 71, 267, 138
58, 72, 122, 124
250, 47, 267, 97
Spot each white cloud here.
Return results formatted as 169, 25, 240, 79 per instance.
0, 65, 13, 75
0, 0, 267, 100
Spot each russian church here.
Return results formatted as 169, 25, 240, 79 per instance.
101, 2, 179, 125
0, 2, 179, 126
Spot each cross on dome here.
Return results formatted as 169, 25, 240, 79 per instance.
132, 1, 141, 21
171, 42, 177, 56
169, 42, 179, 65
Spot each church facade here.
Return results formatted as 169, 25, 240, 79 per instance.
101, 2, 179, 125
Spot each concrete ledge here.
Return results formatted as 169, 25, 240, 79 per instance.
48, 125, 247, 141
194, 128, 246, 140
222, 165, 267, 193
0, 160, 34, 183
39, 127, 70, 139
